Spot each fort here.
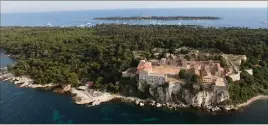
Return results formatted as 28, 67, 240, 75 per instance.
122, 47, 253, 87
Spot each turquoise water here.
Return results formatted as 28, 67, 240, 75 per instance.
1, 51, 268, 123
1, 8, 267, 28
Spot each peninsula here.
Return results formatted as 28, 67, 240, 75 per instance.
0, 24, 267, 112
94, 16, 221, 21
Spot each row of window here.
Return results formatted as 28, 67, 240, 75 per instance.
203, 80, 213, 83
139, 75, 165, 81
145, 79, 165, 84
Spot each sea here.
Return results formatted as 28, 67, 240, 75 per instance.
1, 8, 268, 124
1, 8, 268, 28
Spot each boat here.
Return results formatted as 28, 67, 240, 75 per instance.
46, 23, 52, 27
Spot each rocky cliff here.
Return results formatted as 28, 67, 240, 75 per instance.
136, 80, 233, 111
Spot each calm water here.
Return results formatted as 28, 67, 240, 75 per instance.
1, 8, 268, 123
1, 8, 267, 28
1, 52, 268, 124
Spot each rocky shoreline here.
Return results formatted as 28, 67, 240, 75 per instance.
0, 70, 267, 112
0, 70, 144, 107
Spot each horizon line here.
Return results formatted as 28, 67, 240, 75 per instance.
1, 7, 267, 14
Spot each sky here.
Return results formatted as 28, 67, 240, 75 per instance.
1, 1, 267, 13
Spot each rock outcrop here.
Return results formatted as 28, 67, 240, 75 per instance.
137, 80, 231, 111
1, 71, 232, 111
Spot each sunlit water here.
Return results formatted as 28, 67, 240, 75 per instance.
1, 8, 267, 28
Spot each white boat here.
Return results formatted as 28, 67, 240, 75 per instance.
46, 23, 52, 26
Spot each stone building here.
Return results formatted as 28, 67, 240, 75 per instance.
123, 52, 250, 86
137, 60, 168, 85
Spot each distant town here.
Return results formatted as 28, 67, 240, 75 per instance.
94, 16, 221, 21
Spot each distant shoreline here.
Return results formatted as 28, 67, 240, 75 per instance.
94, 16, 221, 21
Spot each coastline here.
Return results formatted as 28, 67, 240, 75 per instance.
0, 71, 145, 107
237, 95, 268, 108
1, 71, 267, 112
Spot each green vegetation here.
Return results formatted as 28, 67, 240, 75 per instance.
219, 56, 228, 68
1, 25, 268, 102
228, 65, 268, 104
191, 74, 201, 83
179, 69, 187, 79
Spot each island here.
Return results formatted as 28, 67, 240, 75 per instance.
94, 16, 221, 21
0, 24, 268, 112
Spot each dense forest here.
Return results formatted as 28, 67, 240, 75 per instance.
1, 24, 268, 103
94, 16, 221, 21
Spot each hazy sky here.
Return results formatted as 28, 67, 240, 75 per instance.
1, 1, 267, 13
